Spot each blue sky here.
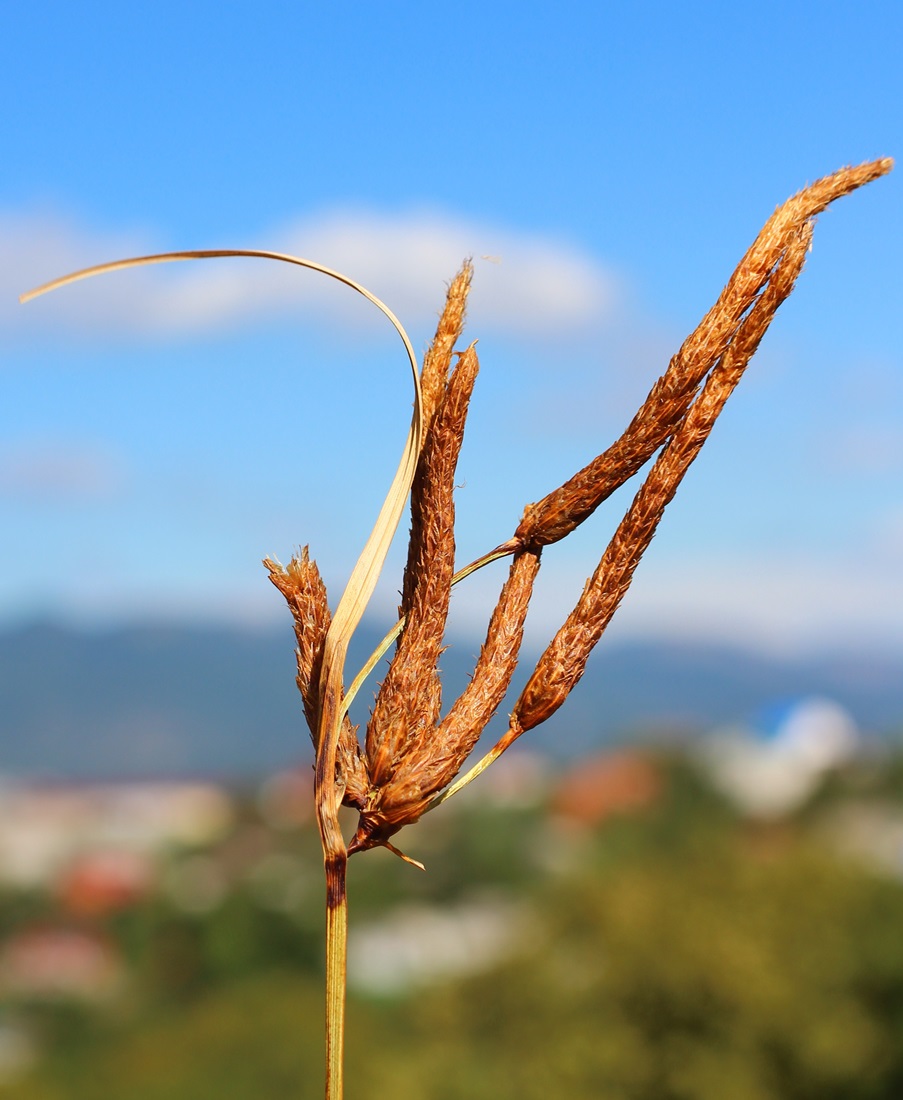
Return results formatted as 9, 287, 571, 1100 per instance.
1, 1, 900, 655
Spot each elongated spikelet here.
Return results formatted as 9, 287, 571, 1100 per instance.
418, 548, 541, 793
419, 261, 473, 436
264, 550, 330, 737
514, 219, 814, 733
366, 345, 481, 788
352, 548, 541, 847
399, 263, 473, 617
515, 158, 893, 549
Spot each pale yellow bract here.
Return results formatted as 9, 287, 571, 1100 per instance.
23, 247, 423, 1100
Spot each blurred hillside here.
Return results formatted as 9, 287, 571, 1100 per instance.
1, 620, 902, 779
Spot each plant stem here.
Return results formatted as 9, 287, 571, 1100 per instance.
324, 856, 348, 1100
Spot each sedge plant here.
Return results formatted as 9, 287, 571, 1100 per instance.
22, 157, 892, 1099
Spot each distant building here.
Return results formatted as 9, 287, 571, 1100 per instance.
449, 750, 550, 811
257, 768, 313, 830
0, 927, 123, 1002
698, 696, 859, 818
550, 751, 663, 827
56, 849, 155, 916
0, 780, 234, 890
823, 801, 903, 879
348, 895, 533, 995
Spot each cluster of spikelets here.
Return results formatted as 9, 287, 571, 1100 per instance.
19, 156, 891, 1100
265, 157, 892, 864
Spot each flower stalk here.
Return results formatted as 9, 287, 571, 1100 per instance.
21, 157, 892, 1100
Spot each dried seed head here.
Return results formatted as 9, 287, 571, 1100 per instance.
348, 159, 891, 849
398, 262, 474, 620
278, 158, 889, 857
265, 552, 369, 809
264, 549, 330, 738
351, 548, 541, 851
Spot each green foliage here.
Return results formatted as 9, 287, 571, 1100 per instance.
1, 975, 325, 1100
402, 843, 903, 1100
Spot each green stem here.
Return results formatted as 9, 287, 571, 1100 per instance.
324, 856, 348, 1100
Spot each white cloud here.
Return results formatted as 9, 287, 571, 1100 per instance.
2, 204, 619, 345
0, 441, 126, 501
871, 506, 903, 557
378, 541, 903, 659
0, 209, 155, 340
602, 553, 903, 656
1, 529, 899, 657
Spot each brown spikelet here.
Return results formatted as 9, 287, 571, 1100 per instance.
365, 344, 481, 788
513, 220, 814, 734
515, 158, 893, 549
427, 548, 541, 786
264, 552, 369, 809
401, 264, 473, 617
419, 261, 473, 436
353, 548, 541, 845
264, 550, 329, 738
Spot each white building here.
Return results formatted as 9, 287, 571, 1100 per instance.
698, 696, 859, 818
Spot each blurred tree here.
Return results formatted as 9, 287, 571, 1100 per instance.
387, 838, 903, 1100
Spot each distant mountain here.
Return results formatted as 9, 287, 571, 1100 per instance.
0, 619, 901, 781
